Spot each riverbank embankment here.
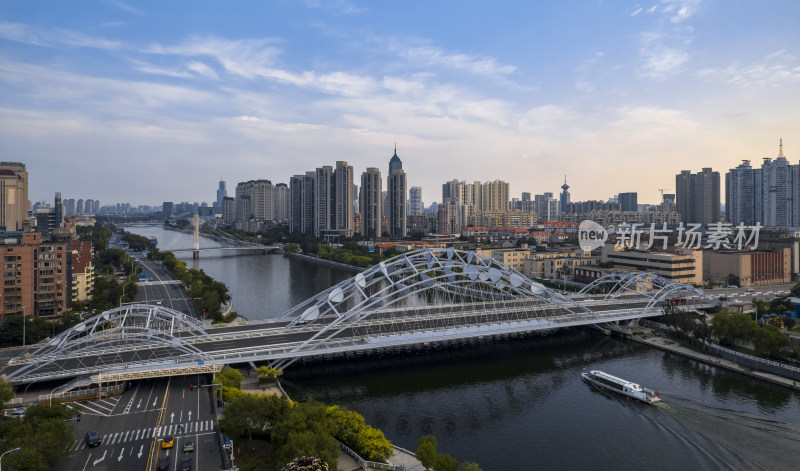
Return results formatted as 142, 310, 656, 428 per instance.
632, 325, 800, 391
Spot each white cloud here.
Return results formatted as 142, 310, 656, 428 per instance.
0, 21, 122, 49
103, 0, 144, 15
631, 8, 643, 16
187, 61, 219, 79
696, 51, 800, 89
304, 0, 364, 15
382, 38, 517, 78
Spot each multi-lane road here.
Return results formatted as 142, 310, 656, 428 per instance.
57, 374, 224, 471
130, 253, 199, 316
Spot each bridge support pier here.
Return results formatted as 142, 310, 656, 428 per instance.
192, 213, 200, 260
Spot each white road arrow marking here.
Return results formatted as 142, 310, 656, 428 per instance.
137, 445, 144, 459
117, 448, 124, 462
187, 411, 192, 421
93, 451, 106, 466
170, 412, 174, 423
152, 396, 158, 407
137, 399, 142, 409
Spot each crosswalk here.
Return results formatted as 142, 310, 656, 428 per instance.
67, 396, 121, 416
67, 420, 215, 452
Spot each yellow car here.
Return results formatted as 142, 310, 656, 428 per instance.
161, 435, 174, 449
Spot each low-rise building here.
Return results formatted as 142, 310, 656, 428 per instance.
70, 240, 94, 303
601, 242, 703, 285
703, 248, 792, 287
523, 248, 599, 280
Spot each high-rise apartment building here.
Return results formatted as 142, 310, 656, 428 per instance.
235, 179, 274, 224
387, 148, 407, 237
480, 180, 510, 212
676, 168, 720, 225
726, 141, 800, 228
315, 166, 333, 236
222, 196, 235, 224
162, 202, 174, 221
360, 168, 382, 238
273, 183, 289, 223
409, 187, 423, 215
0, 232, 71, 320
618, 192, 638, 212
0, 162, 27, 231
333, 161, 354, 238
289, 172, 316, 235
535, 193, 559, 221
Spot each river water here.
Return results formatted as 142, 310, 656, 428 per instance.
129, 226, 800, 470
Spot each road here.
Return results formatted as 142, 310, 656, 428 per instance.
130, 253, 199, 317
56, 375, 224, 471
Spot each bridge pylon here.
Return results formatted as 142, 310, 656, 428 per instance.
192, 213, 200, 260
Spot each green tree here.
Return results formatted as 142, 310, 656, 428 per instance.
219, 394, 269, 442
712, 311, 756, 346
791, 281, 800, 297
416, 435, 438, 469
271, 400, 338, 468
434, 454, 459, 471
752, 325, 790, 357
457, 462, 483, 471
0, 376, 13, 409
214, 366, 244, 389
256, 366, 277, 384
0, 403, 73, 471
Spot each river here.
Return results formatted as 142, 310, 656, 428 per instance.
128, 225, 800, 470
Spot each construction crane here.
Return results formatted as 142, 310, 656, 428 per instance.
658, 188, 672, 203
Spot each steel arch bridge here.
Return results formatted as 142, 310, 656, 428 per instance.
4, 304, 221, 386
3, 248, 710, 385
268, 247, 703, 369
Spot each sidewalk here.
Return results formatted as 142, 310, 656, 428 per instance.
633, 328, 800, 391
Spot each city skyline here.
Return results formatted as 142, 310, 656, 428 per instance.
2, 1, 799, 206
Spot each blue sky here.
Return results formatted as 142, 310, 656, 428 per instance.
1, 0, 798, 208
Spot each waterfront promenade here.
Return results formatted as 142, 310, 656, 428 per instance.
632, 326, 800, 391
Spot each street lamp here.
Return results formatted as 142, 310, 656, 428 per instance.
0, 447, 20, 471
50, 383, 68, 407
119, 282, 129, 307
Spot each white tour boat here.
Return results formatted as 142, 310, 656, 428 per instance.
581, 369, 661, 404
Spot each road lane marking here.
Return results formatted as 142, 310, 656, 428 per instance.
82, 453, 92, 471
92, 450, 106, 466
144, 377, 171, 471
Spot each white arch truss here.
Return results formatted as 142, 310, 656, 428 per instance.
6, 304, 211, 382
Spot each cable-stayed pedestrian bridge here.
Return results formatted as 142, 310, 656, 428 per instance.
2, 248, 715, 386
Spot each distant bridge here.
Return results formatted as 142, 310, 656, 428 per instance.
122, 216, 278, 258
2, 248, 715, 389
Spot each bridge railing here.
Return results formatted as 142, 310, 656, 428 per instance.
639, 319, 800, 381
336, 439, 404, 471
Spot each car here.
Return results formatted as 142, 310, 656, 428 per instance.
85, 431, 102, 447
156, 456, 170, 471
183, 439, 195, 452
746, 288, 755, 292
178, 457, 192, 471
161, 435, 174, 449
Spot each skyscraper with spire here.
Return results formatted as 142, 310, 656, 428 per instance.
388, 145, 407, 237
559, 176, 570, 215
726, 139, 800, 228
